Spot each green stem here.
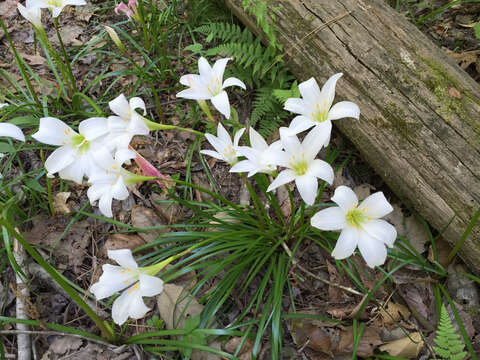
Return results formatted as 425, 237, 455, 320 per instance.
143, 118, 203, 136
0, 18, 39, 105
40, 150, 55, 216
285, 185, 296, 242
0, 220, 115, 342
197, 100, 216, 124
53, 18, 78, 95
240, 173, 266, 231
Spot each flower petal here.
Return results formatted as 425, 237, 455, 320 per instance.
109, 94, 131, 119
111, 178, 129, 200
279, 128, 301, 155
233, 128, 245, 147
267, 169, 296, 192
87, 182, 109, 203
298, 77, 321, 105
45, 146, 76, 175
287, 115, 315, 135
116, 148, 136, 165
230, 159, 256, 174
359, 192, 393, 219
204, 133, 226, 154
90, 264, 138, 300
284, 98, 308, 115
306, 159, 334, 184
332, 226, 359, 260
222, 77, 246, 90
176, 88, 211, 100
216, 122, 230, 144
311, 207, 346, 230
211, 91, 231, 119
108, 249, 139, 269
302, 125, 330, 160
331, 186, 358, 212
295, 175, 318, 205
248, 127, 267, 151
319, 73, 343, 110
32, 117, 74, 146
59, 156, 89, 184
198, 57, 212, 79
200, 149, 224, 161
139, 273, 164, 297
362, 219, 397, 248
99, 193, 114, 217
129, 97, 146, 115
357, 230, 388, 268
327, 101, 360, 121
112, 285, 150, 325
79, 117, 109, 141
0, 123, 25, 142
212, 58, 230, 81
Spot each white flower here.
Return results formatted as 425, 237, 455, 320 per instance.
266, 127, 334, 205
106, 94, 150, 154
32, 117, 109, 184
176, 57, 246, 119
90, 249, 164, 325
31, 0, 86, 18
17, 0, 43, 29
311, 186, 397, 268
200, 123, 245, 166
87, 148, 136, 218
283, 74, 360, 146
0, 104, 8, 109
0, 123, 26, 159
230, 127, 282, 177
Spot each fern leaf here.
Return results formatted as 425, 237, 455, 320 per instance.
432, 304, 467, 360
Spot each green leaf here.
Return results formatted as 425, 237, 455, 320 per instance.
24, 178, 46, 194
473, 21, 480, 40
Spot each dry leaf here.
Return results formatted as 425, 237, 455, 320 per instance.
448, 87, 462, 99
53, 192, 71, 215
379, 302, 411, 325
49, 336, 83, 355
103, 233, 146, 253
379, 332, 423, 358
131, 205, 167, 242
0, 0, 19, 19
335, 326, 382, 357
224, 338, 255, 360
446, 49, 480, 70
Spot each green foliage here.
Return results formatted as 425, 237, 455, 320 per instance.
474, 21, 480, 40
432, 304, 467, 360
195, 22, 295, 135
241, 0, 279, 49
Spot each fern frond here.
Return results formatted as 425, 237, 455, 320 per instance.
272, 81, 300, 105
432, 304, 467, 360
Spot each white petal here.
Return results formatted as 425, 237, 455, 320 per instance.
45, 146, 76, 175
222, 77, 246, 90
204, 133, 226, 154
357, 230, 388, 268
107, 249, 139, 269
87, 182, 109, 202
200, 149, 224, 161
311, 207, 346, 230
32, 117, 74, 146
212, 58, 230, 81
0, 123, 25, 142
129, 97, 146, 115
287, 116, 315, 135
295, 175, 317, 205
299, 77, 321, 105
90, 264, 138, 300
216, 122, 231, 144
319, 73, 343, 110
79, 117, 109, 141
51, 6, 63, 18
65, 0, 87, 5
93, 147, 117, 170
111, 178, 129, 200
284, 98, 308, 115
230, 160, 256, 174
331, 186, 358, 212
267, 169, 296, 192
302, 125, 331, 160
314, 121, 333, 147
362, 219, 397, 248
139, 273, 164, 297
331, 226, 359, 260
262, 150, 289, 168
127, 114, 149, 135
98, 193, 114, 217
306, 159, 334, 184
233, 128, 246, 147
198, 57, 212, 79
109, 94, 131, 119
176, 88, 211, 100
211, 91, 231, 119
249, 127, 267, 151
359, 192, 393, 219
327, 101, 360, 121
59, 160, 85, 184
115, 149, 136, 165
112, 285, 149, 325
279, 129, 301, 155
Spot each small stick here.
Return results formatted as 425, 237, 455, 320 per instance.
13, 235, 32, 360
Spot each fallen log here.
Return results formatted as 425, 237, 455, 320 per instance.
224, 0, 480, 271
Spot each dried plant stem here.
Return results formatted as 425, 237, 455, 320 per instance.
13, 236, 32, 360
281, 242, 363, 297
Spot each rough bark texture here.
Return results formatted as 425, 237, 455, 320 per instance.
224, 0, 480, 271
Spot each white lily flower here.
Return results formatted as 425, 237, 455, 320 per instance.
266, 127, 334, 205
106, 94, 150, 154
31, 0, 86, 18
32, 117, 109, 184
230, 127, 282, 177
0, 104, 8, 109
0, 123, 26, 159
200, 123, 245, 166
283, 74, 360, 146
87, 148, 136, 218
311, 186, 397, 268
17, 0, 43, 29
90, 249, 164, 325
176, 57, 246, 119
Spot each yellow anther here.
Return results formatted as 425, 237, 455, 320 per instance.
128, 283, 139, 294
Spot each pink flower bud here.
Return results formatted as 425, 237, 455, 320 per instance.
114, 2, 133, 18
130, 147, 171, 189
127, 0, 137, 8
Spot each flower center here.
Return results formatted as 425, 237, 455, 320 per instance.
71, 134, 90, 154
312, 103, 328, 123
223, 144, 236, 162
291, 160, 308, 176
47, 0, 63, 7
345, 208, 366, 228
207, 77, 222, 96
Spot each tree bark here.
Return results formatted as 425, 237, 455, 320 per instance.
224, 0, 480, 271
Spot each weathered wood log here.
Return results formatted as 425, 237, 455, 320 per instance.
224, 0, 480, 271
